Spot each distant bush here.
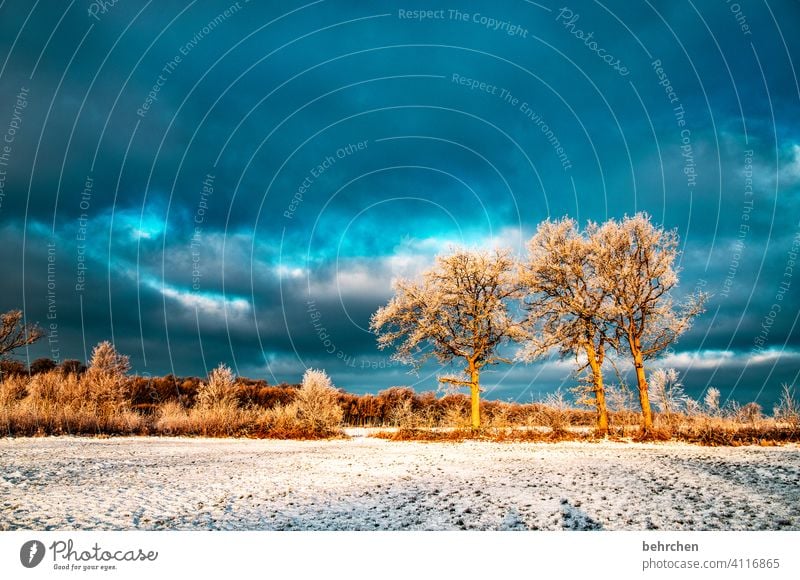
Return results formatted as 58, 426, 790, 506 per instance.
0, 359, 26, 378
59, 359, 86, 376
237, 383, 297, 409
29, 357, 57, 375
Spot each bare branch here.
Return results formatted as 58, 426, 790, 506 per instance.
0, 310, 44, 358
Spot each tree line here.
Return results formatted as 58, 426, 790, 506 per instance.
371, 213, 707, 434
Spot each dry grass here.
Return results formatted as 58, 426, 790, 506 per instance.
1, 366, 798, 445
373, 426, 598, 443
657, 412, 800, 446
150, 368, 346, 439
154, 400, 260, 437
370, 392, 800, 445
0, 370, 145, 436
0, 367, 346, 439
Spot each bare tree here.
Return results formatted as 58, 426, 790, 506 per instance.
371, 248, 524, 429
0, 309, 43, 358
590, 214, 706, 431
518, 218, 617, 435
773, 384, 799, 429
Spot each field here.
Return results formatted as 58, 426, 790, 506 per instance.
1, 436, 798, 531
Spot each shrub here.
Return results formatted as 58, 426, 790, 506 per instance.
704, 387, 721, 417
738, 402, 763, 425
59, 359, 86, 376
30, 357, 57, 374
773, 384, 799, 429
154, 399, 258, 437
442, 404, 471, 429
188, 401, 251, 436
484, 402, 512, 429
83, 341, 131, 408
0, 359, 26, 378
388, 397, 419, 428
650, 368, 687, 418
294, 369, 343, 436
196, 364, 237, 409
154, 401, 191, 434
237, 383, 297, 409
88, 341, 130, 376
0, 369, 143, 436
27, 369, 70, 404
538, 390, 572, 435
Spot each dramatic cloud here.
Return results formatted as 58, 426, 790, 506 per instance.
1, 1, 799, 407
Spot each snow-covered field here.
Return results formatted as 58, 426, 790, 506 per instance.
1, 436, 798, 531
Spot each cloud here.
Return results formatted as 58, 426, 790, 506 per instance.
781, 143, 800, 185
1, 0, 799, 402
156, 283, 252, 319
656, 349, 737, 371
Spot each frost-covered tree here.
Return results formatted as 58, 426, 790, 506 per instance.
704, 386, 721, 417
650, 367, 687, 419
295, 368, 343, 435
773, 384, 799, 428
518, 218, 617, 434
88, 340, 130, 377
590, 214, 706, 431
196, 363, 237, 409
371, 248, 524, 429
84, 341, 131, 407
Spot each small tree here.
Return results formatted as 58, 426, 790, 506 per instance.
590, 214, 706, 432
196, 363, 237, 409
84, 341, 131, 407
0, 309, 43, 358
773, 384, 799, 429
371, 248, 524, 429
295, 368, 343, 435
738, 402, 763, 426
88, 341, 130, 376
704, 387, 721, 417
518, 218, 617, 435
650, 367, 687, 421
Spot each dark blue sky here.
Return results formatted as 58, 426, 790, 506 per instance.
1, 0, 799, 408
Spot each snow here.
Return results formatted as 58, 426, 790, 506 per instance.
0, 437, 798, 530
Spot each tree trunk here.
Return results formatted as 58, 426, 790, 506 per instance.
631, 348, 653, 431
469, 361, 480, 430
585, 344, 609, 436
